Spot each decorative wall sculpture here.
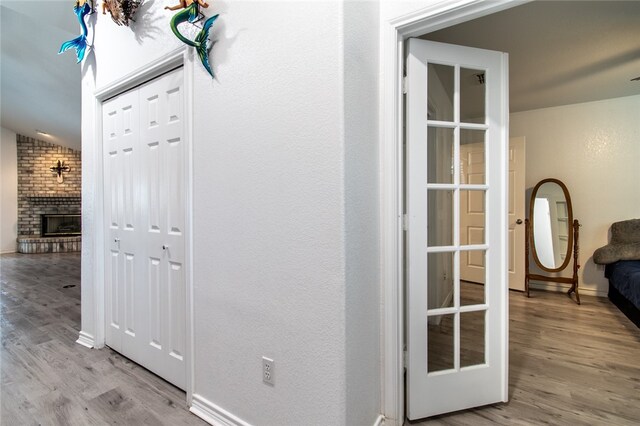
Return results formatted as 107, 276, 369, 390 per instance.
165, 0, 219, 77
102, 0, 143, 26
59, 0, 94, 63
50, 160, 71, 183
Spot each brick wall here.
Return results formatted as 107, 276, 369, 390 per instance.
17, 135, 81, 236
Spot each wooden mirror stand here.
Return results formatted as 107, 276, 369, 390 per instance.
525, 178, 581, 305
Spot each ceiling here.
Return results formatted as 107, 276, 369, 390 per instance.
1, 1, 639, 152
422, 1, 640, 113
1, 1, 81, 150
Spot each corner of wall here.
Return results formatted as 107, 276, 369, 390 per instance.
0, 127, 18, 253
343, 1, 382, 425
79, 60, 100, 348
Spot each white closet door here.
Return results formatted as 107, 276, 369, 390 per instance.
139, 69, 186, 389
103, 90, 144, 363
103, 68, 186, 389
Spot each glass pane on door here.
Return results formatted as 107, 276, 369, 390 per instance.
427, 252, 454, 309
427, 313, 454, 373
460, 67, 485, 124
460, 129, 486, 184
460, 190, 486, 245
427, 127, 454, 184
460, 310, 486, 367
427, 63, 454, 121
427, 190, 454, 247
461, 269, 486, 305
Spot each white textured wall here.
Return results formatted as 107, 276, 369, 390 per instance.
511, 95, 640, 296
0, 127, 18, 253
344, 1, 380, 424
82, 1, 380, 424
191, 2, 347, 424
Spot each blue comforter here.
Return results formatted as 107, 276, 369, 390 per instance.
605, 260, 640, 308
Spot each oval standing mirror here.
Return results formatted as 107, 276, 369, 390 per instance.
529, 178, 573, 272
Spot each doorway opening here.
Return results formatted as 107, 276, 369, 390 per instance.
384, 0, 639, 424
382, 1, 532, 424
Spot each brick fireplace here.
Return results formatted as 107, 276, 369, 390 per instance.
16, 135, 82, 253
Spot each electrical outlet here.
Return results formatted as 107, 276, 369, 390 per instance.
262, 357, 275, 385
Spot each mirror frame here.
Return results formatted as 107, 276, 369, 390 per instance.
529, 178, 574, 273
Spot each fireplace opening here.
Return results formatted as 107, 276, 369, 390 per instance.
41, 214, 81, 237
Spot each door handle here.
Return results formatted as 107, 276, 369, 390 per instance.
114, 238, 120, 243
162, 245, 169, 250
516, 219, 523, 225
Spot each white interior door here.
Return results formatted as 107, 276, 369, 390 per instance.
460, 140, 486, 284
103, 68, 187, 389
138, 70, 187, 389
103, 89, 143, 362
460, 137, 526, 290
406, 38, 508, 420
508, 137, 525, 291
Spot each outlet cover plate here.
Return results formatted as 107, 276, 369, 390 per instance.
262, 357, 274, 385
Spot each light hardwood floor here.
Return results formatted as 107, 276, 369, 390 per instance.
415, 282, 640, 425
1, 252, 206, 425
2, 253, 639, 425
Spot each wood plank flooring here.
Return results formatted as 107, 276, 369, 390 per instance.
413, 283, 640, 425
2, 253, 639, 425
1, 252, 206, 426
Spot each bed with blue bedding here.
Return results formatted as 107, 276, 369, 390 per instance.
593, 219, 640, 328
604, 260, 640, 327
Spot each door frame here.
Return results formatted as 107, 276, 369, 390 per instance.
83, 46, 196, 404
380, 1, 527, 424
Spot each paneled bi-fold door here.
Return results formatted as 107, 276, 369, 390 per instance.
103, 68, 187, 389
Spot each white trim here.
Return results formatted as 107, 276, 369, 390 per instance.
94, 47, 187, 101
529, 281, 607, 298
88, 45, 195, 400
0, 250, 17, 254
92, 80, 106, 350
373, 414, 385, 426
501, 49, 510, 402
500, 49, 510, 404
76, 330, 95, 348
190, 394, 253, 426
380, 12, 404, 426
183, 48, 196, 406
380, 1, 528, 423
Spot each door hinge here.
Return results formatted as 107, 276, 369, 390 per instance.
403, 350, 407, 368
402, 214, 408, 231
402, 76, 408, 94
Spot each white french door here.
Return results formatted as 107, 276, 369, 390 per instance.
103, 68, 187, 389
406, 39, 508, 419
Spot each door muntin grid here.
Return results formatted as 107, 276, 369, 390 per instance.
426, 60, 488, 375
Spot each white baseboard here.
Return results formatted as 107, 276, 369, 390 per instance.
76, 330, 95, 348
190, 394, 383, 426
0, 249, 16, 254
529, 281, 607, 298
190, 394, 252, 426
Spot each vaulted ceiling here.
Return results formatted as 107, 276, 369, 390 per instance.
1, 1, 81, 149
1, 1, 639, 152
